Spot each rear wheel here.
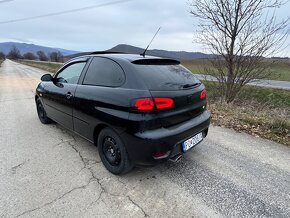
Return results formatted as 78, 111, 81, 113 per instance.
98, 128, 134, 174
36, 98, 52, 124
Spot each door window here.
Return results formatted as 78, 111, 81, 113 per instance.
56, 62, 86, 84
83, 57, 125, 87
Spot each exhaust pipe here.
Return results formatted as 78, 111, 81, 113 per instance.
169, 154, 183, 163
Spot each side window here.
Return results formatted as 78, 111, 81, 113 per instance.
56, 62, 86, 84
83, 57, 125, 87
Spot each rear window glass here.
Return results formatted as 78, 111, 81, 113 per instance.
83, 57, 125, 87
134, 64, 200, 90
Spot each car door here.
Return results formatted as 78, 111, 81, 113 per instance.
73, 57, 126, 141
43, 58, 88, 130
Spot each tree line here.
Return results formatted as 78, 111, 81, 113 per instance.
0, 46, 64, 62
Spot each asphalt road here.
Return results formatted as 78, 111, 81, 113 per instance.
194, 74, 290, 90
1, 59, 290, 218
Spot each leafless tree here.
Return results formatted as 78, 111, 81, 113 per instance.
0, 51, 5, 67
37, 50, 48, 61
23, 52, 37, 60
189, 0, 290, 103
49, 51, 64, 63
0, 51, 5, 60
7, 46, 22, 60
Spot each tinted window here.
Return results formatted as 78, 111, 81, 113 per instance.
56, 62, 86, 84
83, 57, 125, 87
134, 64, 200, 91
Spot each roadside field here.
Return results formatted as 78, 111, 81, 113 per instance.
0, 58, 4, 66
182, 59, 290, 82
205, 81, 290, 145
17, 59, 62, 73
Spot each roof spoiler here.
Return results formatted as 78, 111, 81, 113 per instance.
131, 58, 180, 65
90, 51, 126, 55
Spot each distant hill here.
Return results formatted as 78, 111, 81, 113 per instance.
0, 42, 211, 60
107, 44, 210, 60
0, 42, 79, 56
68, 44, 211, 60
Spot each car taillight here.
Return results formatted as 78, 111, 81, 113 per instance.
134, 98, 154, 111
200, 89, 206, 99
154, 98, 174, 109
134, 97, 174, 111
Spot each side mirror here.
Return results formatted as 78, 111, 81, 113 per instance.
41, 74, 53, 82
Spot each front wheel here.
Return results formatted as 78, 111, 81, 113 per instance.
36, 98, 52, 124
98, 128, 134, 175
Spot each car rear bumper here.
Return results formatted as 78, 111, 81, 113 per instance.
120, 110, 210, 165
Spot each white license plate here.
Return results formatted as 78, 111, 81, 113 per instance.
182, 133, 203, 152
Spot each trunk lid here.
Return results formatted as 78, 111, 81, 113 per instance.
132, 60, 207, 127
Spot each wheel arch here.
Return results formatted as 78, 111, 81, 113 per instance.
93, 123, 109, 146
35, 95, 39, 102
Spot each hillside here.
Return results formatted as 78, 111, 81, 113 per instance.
107, 44, 210, 60
0, 42, 210, 60
68, 44, 211, 60
0, 42, 79, 56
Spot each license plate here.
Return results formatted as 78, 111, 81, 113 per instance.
182, 133, 203, 152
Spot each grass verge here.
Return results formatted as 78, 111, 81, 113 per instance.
204, 81, 290, 145
17, 60, 62, 73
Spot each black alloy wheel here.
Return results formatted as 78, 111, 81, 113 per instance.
98, 127, 134, 174
36, 98, 52, 124
102, 137, 121, 166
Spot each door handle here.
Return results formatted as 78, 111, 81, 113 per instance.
66, 92, 73, 99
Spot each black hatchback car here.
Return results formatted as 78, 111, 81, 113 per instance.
35, 53, 210, 174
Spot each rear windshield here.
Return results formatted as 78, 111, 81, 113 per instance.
134, 64, 200, 91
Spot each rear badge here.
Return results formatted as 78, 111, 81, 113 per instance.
187, 94, 194, 104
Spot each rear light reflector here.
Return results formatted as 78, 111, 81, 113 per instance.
134, 97, 174, 111
154, 98, 174, 109
134, 98, 154, 111
153, 151, 171, 160
200, 89, 206, 99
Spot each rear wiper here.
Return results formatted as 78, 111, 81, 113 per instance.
182, 83, 200, 89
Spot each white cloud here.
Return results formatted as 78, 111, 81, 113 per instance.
0, 0, 289, 56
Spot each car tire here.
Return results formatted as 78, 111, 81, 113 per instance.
36, 98, 52, 124
98, 127, 134, 175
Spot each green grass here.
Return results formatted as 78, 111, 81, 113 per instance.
182, 59, 290, 82
203, 81, 290, 108
18, 60, 62, 73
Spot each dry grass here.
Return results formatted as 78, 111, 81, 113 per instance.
205, 82, 290, 145
18, 60, 62, 73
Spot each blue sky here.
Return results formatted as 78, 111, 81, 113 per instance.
0, 0, 289, 55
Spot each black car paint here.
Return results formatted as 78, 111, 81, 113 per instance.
36, 54, 210, 165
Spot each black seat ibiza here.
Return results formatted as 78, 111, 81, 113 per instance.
36, 53, 210, 174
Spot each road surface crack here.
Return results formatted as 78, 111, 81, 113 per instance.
11, 161, 27, 174
127, 196, 150, 218
15, 178, 96, 217
66, 137, 150, 217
